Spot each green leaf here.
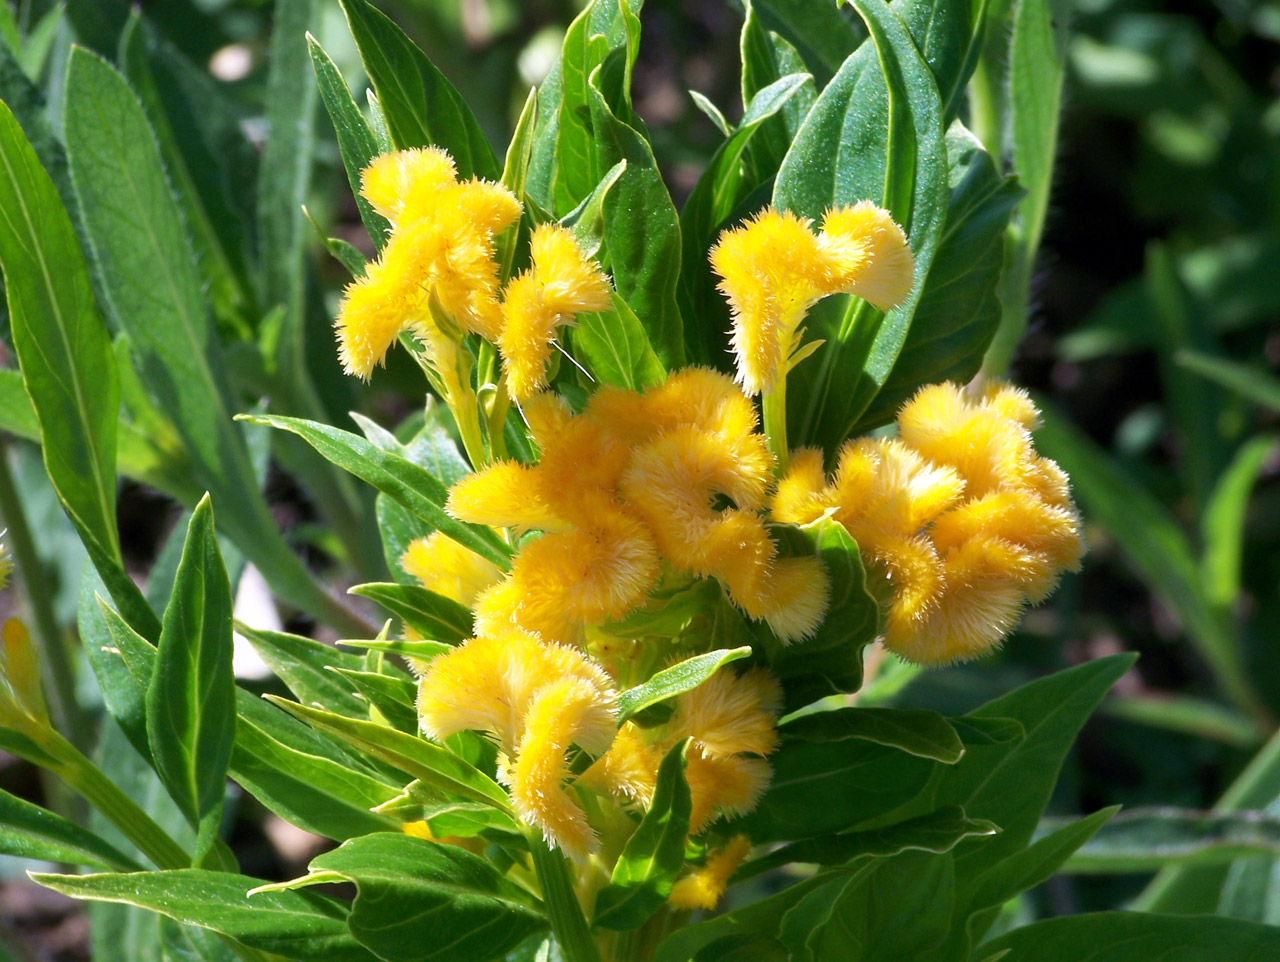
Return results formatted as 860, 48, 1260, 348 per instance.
617, 648, 753, 723
237, 623, 368, 719
1049, 808, 1280, 874
966, 807, 1118, 924
244, 413, 511, 568
1103, 694, 1264, 749
856, 122, 1022, 431
586, 64, 685, 368
0, 98, 158, 636
775, 0, 949, 449
265, 696, 517, 819
679, 71, 813, 366
78, 565, 152, 761
349, 582, 473, 643
739, 804, 996, 881
572, 288, 667, 393
339, 637, 452, 662
780, 707, 963, 763
0, 787, 138, 871
1202, 436, 1278, 609
146, 496, 235, 854
747, 0, 862, 87
981, 911, 1280, 961
307, 33, 389, 249
736, 739, 939, 842
333, 668, 419, 732
337, 0, 499, 180
931, 654, 1135, 884
769, 519, 880, 707
32, 870, 379, 962
1034, 407, 1257, 717
306, 833, 545, 962
1177, 350, 1280, 416
594, 742, 692, 930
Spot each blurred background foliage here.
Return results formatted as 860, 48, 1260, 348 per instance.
1, 0, 1280, 956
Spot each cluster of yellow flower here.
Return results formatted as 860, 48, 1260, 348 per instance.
334, 146, 1084, 909
774, 382, 1084, 664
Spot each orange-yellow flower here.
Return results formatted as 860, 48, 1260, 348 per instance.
668, 834, 752, 910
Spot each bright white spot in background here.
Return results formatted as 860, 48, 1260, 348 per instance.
232, 564, 279, 681
518, 27, 564, 89
209, 43, 253, 83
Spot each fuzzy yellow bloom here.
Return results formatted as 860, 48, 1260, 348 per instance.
772, 380, 1083, 665
712, 204, 913, 394
416, 630, 617, 857
500, 224, 612, 400
336, 149, 520, 378
446, 461, 562, 532
578, 721, 661, 806
669, 668, 781, 759
668, 834, 752, 910
400, 533, 502, 608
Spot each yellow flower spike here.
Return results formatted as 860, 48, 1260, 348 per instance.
499, 225, 611, 401
684, 750, 772, 833
700, 512, 777, 618
529, 223, 612, 317
335, 263, 419, 380
446, 460, 562, 532
669, 668, 781, 760
818, 200, 915, 311
400, 532, 502, 608
522, 392, 574, 451
770, 447, 832, 526
471, 578, 527, 639
836, 438, 965, 537
535, 417, 633, 524
359, 147, 457, 224
760, 555, 830, 642
428, 207, 507, 342
711, 208, 832, 395
509, 676, 618, 859
449, 178, 524, 237
982, 382, 1041, 431
579, 721, 661, 807
668, 835, 753, 911
859, 530, 946, 643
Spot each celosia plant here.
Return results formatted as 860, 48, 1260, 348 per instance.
1, 0, 1275, 960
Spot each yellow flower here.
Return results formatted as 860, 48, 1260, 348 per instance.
669, 667, 781, 759
775, 380, 1084, 665
499, 224, 612, 400
711, 204, 913, 394
446, 461, 562, 532
360, 147, 457, 224
400, 533, 502, 608
578, 721, 661, 807
668, 834, 752, 910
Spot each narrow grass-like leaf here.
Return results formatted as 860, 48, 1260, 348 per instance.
617, 648, 752, 723
308, 32, 389, 248
32, 870, 378, 962
306, 833, 545, 962
1202, 435, 1278, 608
247, 414, 510, 567
1177, 350, 1280, 415
265, 697, 516, 818
0, 788, 139, 871
332, 669, 418, 732
145, 497, 235, 851
338, 0, 498, 180
594, 742, 692, 930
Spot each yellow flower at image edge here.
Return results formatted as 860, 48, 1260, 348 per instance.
773, 381, 1084, 666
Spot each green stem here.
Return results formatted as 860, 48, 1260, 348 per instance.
43, 732, 190, 871
529, 834, 601, 962
0, 442, 89, 753
762, 384, 789, 473
967, 55, 1004, 165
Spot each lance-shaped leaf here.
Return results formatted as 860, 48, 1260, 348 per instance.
349, 583, 473, 644
244, 414, 512, 569
618, 648, 753, 724
303, 833, 546, 962
780, 707, 964, 763
337, 0, 499, 180
0, 788, 139, 871
32, 870, 378, 962
145, 496, 235, 855
594, 741, 692, 930
237, 623, 368, 719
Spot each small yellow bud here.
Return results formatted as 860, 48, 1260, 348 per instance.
668, 834, 752, 910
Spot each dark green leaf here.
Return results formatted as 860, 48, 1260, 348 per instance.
338, 0, 499, 180
981, 911, 1280, 961
307, 833, 545, 962
595, 742, 692, 930
0, 787, 138, 870
32, 870, 378, 962
333, 668, 419, 732
747, 0, 862, 87
780, 707, 963, 763
1177, 350, 1280, 416
617, 648, 753, 723
146, 497, 235, 852
244, 413, 511, 568
572, 289, 667, 392
740, 804, 996, 881
237, 623, 368, 718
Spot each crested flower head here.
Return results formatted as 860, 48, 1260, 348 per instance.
712, 203, 913, 394
772, 380, 1084, 665
400, 533, 502, 609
